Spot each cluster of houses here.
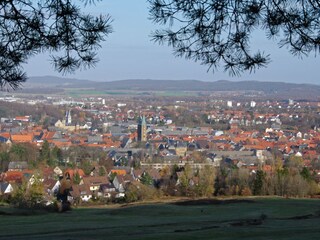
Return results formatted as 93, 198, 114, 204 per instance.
0, 96, 319, 201
1, 122, 319, 201
0, 161, 162, 203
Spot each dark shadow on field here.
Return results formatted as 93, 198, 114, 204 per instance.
171, 198, 256, 206
0, 209, 50, 216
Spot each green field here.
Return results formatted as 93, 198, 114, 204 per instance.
65, 89, 134, 97
1, 198, 320, 240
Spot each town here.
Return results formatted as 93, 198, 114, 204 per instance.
0, 90, 319, 209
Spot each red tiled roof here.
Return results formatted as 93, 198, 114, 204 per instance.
4, 171, 23, 182
0, 132, 11, 139
110, 169, 127, 176
11, 134, 34, 143
64, 169, 85, 179
51, 140, 72, 148
41, 131, 56, 140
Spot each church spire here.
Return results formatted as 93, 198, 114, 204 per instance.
137, 115, 147, 142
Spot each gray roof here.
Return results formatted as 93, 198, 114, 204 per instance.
87, 135, 103, 143
0, 182, 9, 192
208, 150, 255, 158
8, 161, 28, 170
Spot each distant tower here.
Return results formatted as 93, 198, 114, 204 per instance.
65, 110, 72, 126
250, 101, 256, 108
137, 116, 147, 142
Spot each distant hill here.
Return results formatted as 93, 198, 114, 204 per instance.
23, 76, 94, 88
21, 76, 320, 100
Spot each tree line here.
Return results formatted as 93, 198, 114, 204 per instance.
1, 142, 319, 209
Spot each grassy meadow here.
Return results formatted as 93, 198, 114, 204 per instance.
0, 198, 320, 240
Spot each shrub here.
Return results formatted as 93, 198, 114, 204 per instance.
241, 187, 252, 196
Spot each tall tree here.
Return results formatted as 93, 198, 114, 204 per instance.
214, 167, 228, 196
0, 0, 112, 89
0, 151, 10, 172
197, 166, 215, 197
40, 140, 51, 163
51, 146, 63, 164
253, 170, 265, 195
179, 164, 193, 196
149, 0, 320, 76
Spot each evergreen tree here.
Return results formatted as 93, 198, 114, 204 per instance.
0, 0, 112, 89
253, 170, 265, 195
149, 0, 320, 76
0, 152, 10, 172
140, 172, 154, 186
300, 167, 312, 181
51, 146, 63, 165
40, 140, 53, 165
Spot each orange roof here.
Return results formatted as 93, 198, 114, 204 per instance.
182, 136, 193, 142
233, 137, 249, 143
84, 143, 107, 148
0, 132, 10, 139
42, 131, 56, 140
110, 169, 127, 176
64, 169, 85, 179
243, 145, 265, 150
51, 140, 72, 148
129, 132, 137, 140
4, 171, 23, 182
11, 134, 34, 143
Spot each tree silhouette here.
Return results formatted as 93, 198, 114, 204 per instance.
253, 170, 265, 195
149, 0, 320, 76
0, 0, 112, 90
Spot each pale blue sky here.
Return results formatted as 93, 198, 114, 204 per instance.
24, 0, 320, 85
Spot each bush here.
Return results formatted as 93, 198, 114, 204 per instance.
11, 179, 46, 209
125, 182, 162, 203
241, 187, 252, 196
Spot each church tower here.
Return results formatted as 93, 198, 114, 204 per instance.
65, 110, 72, 126
137, 116, 147, 142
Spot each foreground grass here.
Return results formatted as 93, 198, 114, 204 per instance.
0, 198, 320, 240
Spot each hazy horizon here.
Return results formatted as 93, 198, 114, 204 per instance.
25, 75, 320, 87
